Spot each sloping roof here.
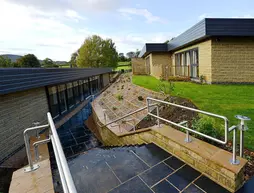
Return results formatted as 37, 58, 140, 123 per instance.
0, 68, 112, 95
139, 43, 168, 58
139, 18, 254, 57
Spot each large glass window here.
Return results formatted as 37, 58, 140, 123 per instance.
58, 84, 67, 113
73, 81, 80, 104
175, 48, 199, 78
66, 83, 75, 108
79, 80, 84, 101
90, 76, 99, 94
83, 79, 90, 98
48, 86, 59, 118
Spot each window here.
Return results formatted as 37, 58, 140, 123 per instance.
48, 86, 59, 118
83, 79, 90, 98
73, 81, 80, 104
90, 76, 99, 94
175, 48, 199, 78
79, 80, 84, 101
58, 84, 67, 113
66, 83, 74, 108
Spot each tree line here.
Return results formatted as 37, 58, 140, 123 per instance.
0, 54, 60, 68
0, 35, 142, 68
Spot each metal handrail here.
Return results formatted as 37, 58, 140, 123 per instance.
23, 113, 77, 193
47, 112, 77, 193
100, 104, 159, 128
147, 97, 229, 145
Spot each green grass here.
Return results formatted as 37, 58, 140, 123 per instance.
115, 65, 132, 71
118, 61, 131, 66
133, 75, 254, 150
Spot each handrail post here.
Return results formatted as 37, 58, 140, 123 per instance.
235, 115, 251, 157
33, 121, 41, 139
156, 105, 160, 127
230, 127, 240, 165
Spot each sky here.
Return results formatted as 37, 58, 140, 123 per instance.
0, 0, 253, 61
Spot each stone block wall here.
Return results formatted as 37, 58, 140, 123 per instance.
132, 58, 146, 75
211, 37, 254, 83
0, 87, 49, 162
150, 53, 171, 79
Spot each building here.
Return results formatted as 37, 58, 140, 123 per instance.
135, 18, 254, 83
0, 67, 112, 163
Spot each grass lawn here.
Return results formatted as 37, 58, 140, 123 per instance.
118, 61, 131, 66
133, 75, 254, 150
115, 65, 132, 71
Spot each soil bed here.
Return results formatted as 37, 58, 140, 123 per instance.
136, 96, 198, 129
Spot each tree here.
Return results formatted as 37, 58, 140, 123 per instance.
126, 51, 135, 59
42, 58, 58, 68
0, 56, 13, 67
76, 35, 118, 68
135, 49, 141, 57
70, 52, 78, 68
16, 54, 41, 67
118, 53, 126, 62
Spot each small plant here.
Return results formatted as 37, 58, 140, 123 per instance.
158, 80, 175, 97
112, 107, 117, 111
192, 115, 222, 140
121, 85, 124, 89
116, 94, 123, 101
143, 115, 152, 121
138, 96, 144, 101
200, 75, 205, 84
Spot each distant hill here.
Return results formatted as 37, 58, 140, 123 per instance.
0, 54, 22, 62
0, 54, 68, 65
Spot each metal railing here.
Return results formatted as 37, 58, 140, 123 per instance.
100, 104, 159, 132
146, 97, 250, 165
23, 112, 77, 193
99, 96, 250, 165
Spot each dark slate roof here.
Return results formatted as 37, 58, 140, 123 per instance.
0, 68, 112, 95
138, 43, 168, 57
139, 18, 254, 57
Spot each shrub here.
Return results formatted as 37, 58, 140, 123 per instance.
138, 96, 144, 101
200, 75, 205, 84
167, 76, 191, 82
158, 80, 175, 96
116, 94, 123, 101
192, 115, 222, 140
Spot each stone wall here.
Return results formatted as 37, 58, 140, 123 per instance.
102, 73, 110, 87
0, 87, 49, 162
132, 58, 146, 75
211, 37, 254, 83
150, 53, 171, 79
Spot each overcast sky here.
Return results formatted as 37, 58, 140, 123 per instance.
0, 0, 253, 61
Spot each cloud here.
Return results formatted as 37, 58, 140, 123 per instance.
6, 0, 123, 12
65, 10, 87, 22
118, 8, 167, 23
0, 1, 172, 60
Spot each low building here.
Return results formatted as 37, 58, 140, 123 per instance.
0, 67, 112, 163
136, 18, 254, 83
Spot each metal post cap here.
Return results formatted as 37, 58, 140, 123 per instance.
235, 115, 251, 121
